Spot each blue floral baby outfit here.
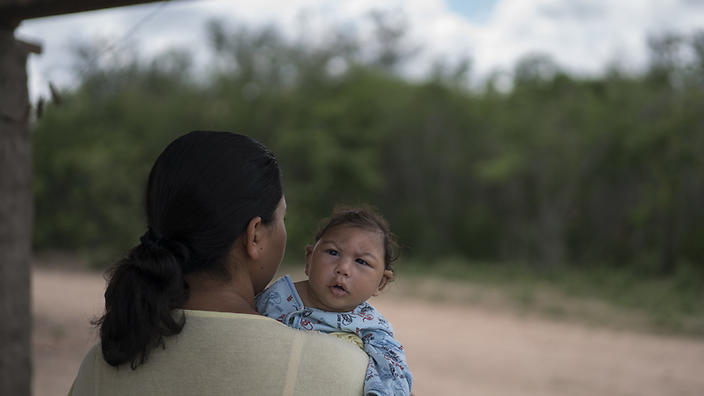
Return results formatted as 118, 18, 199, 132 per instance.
255, 275, 412, 396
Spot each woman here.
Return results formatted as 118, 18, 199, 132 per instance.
69, 131, 367, 395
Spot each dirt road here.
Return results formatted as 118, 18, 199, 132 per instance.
33, 267, 704, 396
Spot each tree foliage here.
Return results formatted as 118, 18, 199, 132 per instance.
32, 22, 704, 279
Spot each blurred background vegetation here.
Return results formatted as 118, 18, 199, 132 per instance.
32, 17, 704, 334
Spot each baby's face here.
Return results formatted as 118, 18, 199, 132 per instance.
304, 225, 392, 312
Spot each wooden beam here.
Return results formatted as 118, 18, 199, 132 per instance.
0, 0, 164, 25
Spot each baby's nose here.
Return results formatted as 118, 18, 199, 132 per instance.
335, 261, 351, 276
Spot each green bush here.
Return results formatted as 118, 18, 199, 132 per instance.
32, 22, 704, 281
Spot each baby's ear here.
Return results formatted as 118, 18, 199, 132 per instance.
303, 245, 314, 276
373, 269, 393, 296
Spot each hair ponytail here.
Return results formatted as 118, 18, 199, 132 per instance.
95, 230, 189, 368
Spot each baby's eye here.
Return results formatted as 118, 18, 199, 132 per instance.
356, 258, 370, 266
326, 249, 339, 256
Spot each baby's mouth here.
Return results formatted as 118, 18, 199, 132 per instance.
330, 283, 348, 296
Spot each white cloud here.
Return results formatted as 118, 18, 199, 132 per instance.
15, 0, 704, 101
472, 0, 704, 77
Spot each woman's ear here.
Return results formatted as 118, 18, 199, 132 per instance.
373, 269, 393, 296
303, 245, 314, 276
243, 216, 263, 259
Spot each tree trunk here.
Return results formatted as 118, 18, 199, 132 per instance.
0, 25, 33, 396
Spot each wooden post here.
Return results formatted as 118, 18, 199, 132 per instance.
0, 23, 33, 396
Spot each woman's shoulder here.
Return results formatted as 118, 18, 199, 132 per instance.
68, 343, 100, 396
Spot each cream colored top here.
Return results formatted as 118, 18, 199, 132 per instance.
69, 310, 367, 396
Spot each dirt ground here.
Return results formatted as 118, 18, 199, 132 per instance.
33, 266, 704, 396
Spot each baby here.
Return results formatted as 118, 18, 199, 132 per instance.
256, 206, 412, 396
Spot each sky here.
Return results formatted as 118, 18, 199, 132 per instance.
15, 0, 704, 101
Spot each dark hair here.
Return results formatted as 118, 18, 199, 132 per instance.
314, 205, 399, 272
95, 131, 282, 369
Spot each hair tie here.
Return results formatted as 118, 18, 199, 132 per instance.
139, 227, 162, 250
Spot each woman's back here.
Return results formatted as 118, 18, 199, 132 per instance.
70, 131, 367, 394
70, 310, 367, 396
